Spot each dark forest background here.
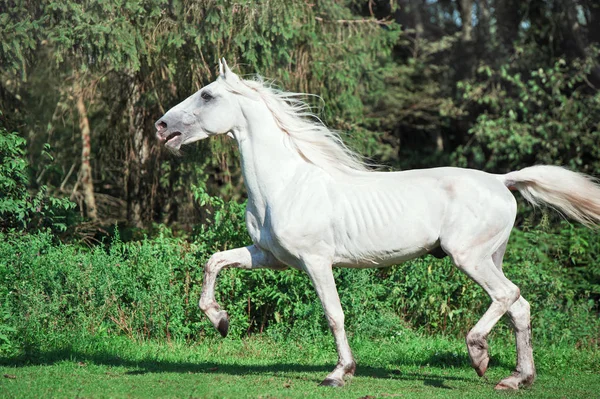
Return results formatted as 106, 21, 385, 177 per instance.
2, 0, 599, 231
0, 0, 599, 349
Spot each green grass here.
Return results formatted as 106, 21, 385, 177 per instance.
1, 332, 598, 398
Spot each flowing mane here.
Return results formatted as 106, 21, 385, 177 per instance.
225, 77, 370, 174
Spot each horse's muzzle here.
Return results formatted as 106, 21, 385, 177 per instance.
155, 120, 168, 141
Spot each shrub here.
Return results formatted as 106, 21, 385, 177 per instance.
453, 49, 600, 174
1, 189, 598, 356
0, 123, 75, 233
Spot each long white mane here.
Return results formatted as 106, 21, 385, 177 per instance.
224, 77, 370, 174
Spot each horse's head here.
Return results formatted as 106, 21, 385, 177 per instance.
155, 59, 253, 150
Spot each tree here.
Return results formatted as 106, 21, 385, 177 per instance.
1, 0, 401, 228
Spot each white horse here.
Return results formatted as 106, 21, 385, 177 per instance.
155, 59, 600, 390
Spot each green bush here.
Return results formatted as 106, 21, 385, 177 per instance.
1, 188, 598, 357
452, 49, 600, 174
0, 124, 75, 232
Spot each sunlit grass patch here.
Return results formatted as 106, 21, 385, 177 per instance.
1, 333, 598, 399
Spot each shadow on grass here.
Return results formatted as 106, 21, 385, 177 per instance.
424, 379, 453, 389
0, 345, 511, 387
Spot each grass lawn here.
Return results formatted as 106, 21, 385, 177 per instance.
1, 332, 598, 398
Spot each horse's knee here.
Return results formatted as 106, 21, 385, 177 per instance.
499, 285, 520, 309
485, 283, 520, 313
205, 253, 224, 270
466, 330, 488, 351
325, 311, 345, 330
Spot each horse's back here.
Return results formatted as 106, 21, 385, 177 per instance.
328, 167, 517, 267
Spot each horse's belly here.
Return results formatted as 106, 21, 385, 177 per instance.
332, 228, 439, 267
330, 183, 444, 267
333, 246, 432, 268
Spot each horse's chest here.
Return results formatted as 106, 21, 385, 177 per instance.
245, 212, 296, 266
245, 194, 334, 266
245, 203, 266, 247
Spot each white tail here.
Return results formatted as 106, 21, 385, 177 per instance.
500, 165, 600, 228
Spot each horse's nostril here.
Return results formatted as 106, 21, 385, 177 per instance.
156, 121, 167, 131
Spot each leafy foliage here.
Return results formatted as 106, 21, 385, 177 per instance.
0, 0, 599, 364
0, 123, 74, 232
2, 0, 599, 228
1, 190, 598, 357
0, 0, 402, 227
453, 49, 600, 173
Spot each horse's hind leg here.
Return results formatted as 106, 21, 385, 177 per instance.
491, 242, 536, 389
450, 253, 521, 378
495, 296, 536, 389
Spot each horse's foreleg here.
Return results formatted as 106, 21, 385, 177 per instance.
495, 296, 536, 389
199, 245, 284, 337
303, 260, 355, 387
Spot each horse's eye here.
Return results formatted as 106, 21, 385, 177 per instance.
201, 91, 213, 101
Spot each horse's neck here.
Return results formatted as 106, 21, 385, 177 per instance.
233, 112, 306, 218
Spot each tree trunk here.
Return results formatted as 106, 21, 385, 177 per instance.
586, 0, 600, 85
455, 0, 475, 81
588, 0, 600, 44
75, 81, 98, 220
125, 79, 154, 228
495, 0, 521, 62
564, 0, 600, 84
477, 0, 491, 38
458, 0, 474, 42
476, 0, 492, 60
410, 0, 425, 38
434, 130, 444, 152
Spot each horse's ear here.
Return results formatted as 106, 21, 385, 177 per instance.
222, 58, 233, 76
219, 58, 240, 82
218, 58, 258, 99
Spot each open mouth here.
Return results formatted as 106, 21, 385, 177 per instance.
165, 131, 182, 143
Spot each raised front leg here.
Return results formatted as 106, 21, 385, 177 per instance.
199, 245, 284, 337
303, 258, 356, 387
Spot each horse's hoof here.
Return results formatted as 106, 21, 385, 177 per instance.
319, 378, 344, 387
217, 314, 229, 338
474, 355, 489, 377
467, 332, 489, 377
495, 380, 519, 390
495, 371, 535, 390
